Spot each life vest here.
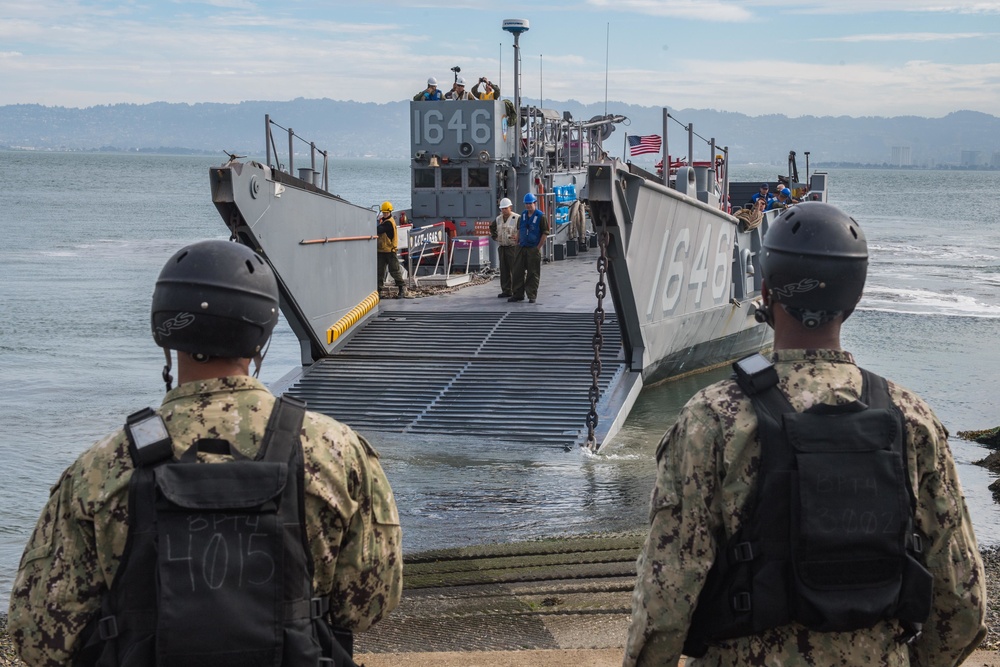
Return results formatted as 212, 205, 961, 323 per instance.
682, 355, 933, 657
519, 210, 544, 247
494, 213, 518, 247
80, 397, 355, 667
418, 90, 442, 101
377, 215, 398, 253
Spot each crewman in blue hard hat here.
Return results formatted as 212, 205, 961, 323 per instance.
509, 192, 550, 303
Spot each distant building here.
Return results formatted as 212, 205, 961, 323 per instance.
961, 150, 986, 167
891, 146, 911, 167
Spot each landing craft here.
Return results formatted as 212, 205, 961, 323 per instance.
209, 19, 828, 451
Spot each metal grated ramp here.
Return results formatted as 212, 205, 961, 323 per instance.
282, 311, 626, 448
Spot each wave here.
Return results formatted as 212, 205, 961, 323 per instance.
861, 285, 1000, 318
870, 243, 1000, 264
856, 306, 1000, 319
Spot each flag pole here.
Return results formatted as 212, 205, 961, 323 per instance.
662, 108, 669, 186
623, 133, 628, 161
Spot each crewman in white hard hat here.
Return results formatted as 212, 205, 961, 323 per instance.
413, 76, 442, 101
490, 197, 519, 298
445, 75, 474, 101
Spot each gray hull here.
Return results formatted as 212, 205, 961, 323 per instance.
588, 162, 772, 384
211, 160, 380, 366
210, 108, 832, 448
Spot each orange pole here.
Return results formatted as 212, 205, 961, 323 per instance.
300, 235, 378, 245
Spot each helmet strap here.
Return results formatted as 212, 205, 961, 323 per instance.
753, 303, 773, 327
781, 304, 840, 329
161, 348, 174, 392
252, 337, 271, 379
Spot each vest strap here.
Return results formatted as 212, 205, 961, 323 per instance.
259, 395, 307, 463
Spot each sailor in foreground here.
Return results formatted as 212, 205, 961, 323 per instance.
624, 202, 985, 667
8, 240, 402, 666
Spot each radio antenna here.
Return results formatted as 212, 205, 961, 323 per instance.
604, 23, 610, 116
539, 54, 543, 109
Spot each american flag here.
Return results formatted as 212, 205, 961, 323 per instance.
628, 134, 662, 156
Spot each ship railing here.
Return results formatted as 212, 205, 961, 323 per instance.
652, 110, 730, 213
521, 106, 624, 175
404, 223, 477, 286
264, 114, 330, 191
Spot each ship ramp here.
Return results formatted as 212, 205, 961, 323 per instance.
271, 250, 641, 450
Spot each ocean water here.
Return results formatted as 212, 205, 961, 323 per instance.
2, 151, 999, 605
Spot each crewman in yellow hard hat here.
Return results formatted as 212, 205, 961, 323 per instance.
376, 201, 407, 299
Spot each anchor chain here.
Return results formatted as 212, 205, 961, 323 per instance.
585, 211, 610, 451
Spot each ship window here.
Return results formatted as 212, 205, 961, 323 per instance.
468, 168, 490, 188
441, 168, 463, 188
414, 169, 435, 189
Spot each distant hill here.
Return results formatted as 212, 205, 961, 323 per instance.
1, 99, 998, 167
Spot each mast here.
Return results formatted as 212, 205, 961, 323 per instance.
502, 19, 529, 168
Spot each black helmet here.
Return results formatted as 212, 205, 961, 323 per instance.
151, 240, 279, 358
761, 201, 867, 328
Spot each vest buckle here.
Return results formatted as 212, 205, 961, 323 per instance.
732, 541, 755, 562
911, 532, 924, 555
310, 596, 330, 619
732, 591, 752, 613
98, 615, 119, 640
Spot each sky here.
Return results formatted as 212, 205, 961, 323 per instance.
1, 0, 998, 118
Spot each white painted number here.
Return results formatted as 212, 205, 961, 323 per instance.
712, 227, 731, 299
423, 110, 444, 144
447, 111, 467, 142
471, 109, 491, 143
416, 109, 492, 145
661, 228, 690, 313
646, 220, 736, 320
689, 227, 711, 306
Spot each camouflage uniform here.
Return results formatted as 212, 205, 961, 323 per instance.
8, 376, 403, 666
624, 349, 986, 667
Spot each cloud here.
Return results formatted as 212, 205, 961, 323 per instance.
815, 31, 999, 41
767, 0, 1000, 13
586, 0, 1000, 17
596, 57, 1000, 117
585, 0, 755, 22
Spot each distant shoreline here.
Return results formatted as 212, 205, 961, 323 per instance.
1, 147, 999, 172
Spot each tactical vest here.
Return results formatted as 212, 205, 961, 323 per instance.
519, 210, 543, 247
682, 356, 933, 657
377, 216, 397, 253
78, 397, 355, 667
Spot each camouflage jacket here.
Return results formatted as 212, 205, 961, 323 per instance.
624, 349, 986, 667
8, 376, 403, 666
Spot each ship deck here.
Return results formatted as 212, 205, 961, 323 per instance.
271, 245, 641, 450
